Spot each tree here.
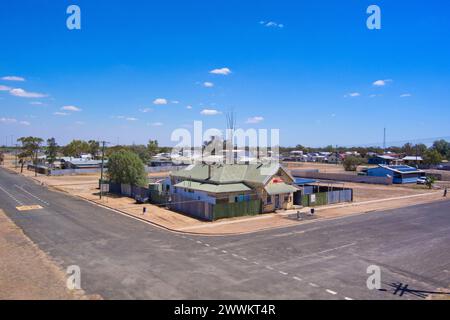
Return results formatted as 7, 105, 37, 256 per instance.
17, 136, 43, 174
414, 144, 428, 156
0, 152, 4, 165
88, 140, 100, 159
423, 149, 443, 165
401, 143, 414, 155
45, 138, 59, 166
107, 150, 147, 186
62, 140, 90, 157
425, 176, 436, 190
343, 156, 365, 171
128, 144, 150, 164
432, 139, 450, 159
147, 139, 159, 157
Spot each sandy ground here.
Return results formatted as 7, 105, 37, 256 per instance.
0, 209, 97, 299
2, 154, 447, 235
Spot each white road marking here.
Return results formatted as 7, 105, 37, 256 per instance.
344, 297, 353, 300
279, 271, 288, 275
232, 253, 239, 257
14, 185, 49, 206
0, 185, 24, 205
204, 243, 210, 247
266, 266, 274, 270
253, 261, 259, 265
196, 241, 202, 244
221, 250, 227, 254
293, 276, 302, 281
309, 282, 319, 288
295, 243, 357, 260
326, 289, 337, 295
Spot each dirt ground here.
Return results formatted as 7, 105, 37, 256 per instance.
0, 209, 97, 299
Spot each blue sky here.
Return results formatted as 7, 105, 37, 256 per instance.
1, 0, 450, 147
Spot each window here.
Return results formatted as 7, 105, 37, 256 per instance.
267, 195, 272, 204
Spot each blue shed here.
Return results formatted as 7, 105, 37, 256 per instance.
366, 165, 425, 184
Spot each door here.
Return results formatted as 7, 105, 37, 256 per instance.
275, 195, 280, 209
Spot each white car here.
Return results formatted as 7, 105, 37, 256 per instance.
417, 177, 428, 185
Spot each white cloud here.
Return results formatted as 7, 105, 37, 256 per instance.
246, 116, 264, 124
171, 100, 180, 104
75, 121, 85, 125
139, 107, 153, 113
0, 117, 17, 123
209, 67, 232, 75
10, 88, 47, 98
61, 105, 81, 112
53, 112, 69, 116
149, 122, 164, 127
203, 82, 214, 88
186, 105, 192, 109
30, 101, 44, 105
345, 92, 361, 98
153, 98, 168, 105
2, 76, 25, 81
260, 21, 284, 28
200, 109, 221, 116
373, 79, 392, 87
0, 85, 11, 91
400, 93, 412, 98
126, 117, 138, 121
19, 121, 30, 126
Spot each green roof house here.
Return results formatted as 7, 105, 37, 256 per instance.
168, 163, 299, 220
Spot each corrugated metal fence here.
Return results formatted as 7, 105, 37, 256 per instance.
301, 189, 353, 207
291, 170, 393, 185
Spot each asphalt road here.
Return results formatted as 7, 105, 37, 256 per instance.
0, 167, 449, 300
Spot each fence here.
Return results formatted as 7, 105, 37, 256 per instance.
169, 193, 262, 221
300, 189, 353, 207
145, 165, 187, 173
212, 200, 261, 220
291, 170, 393, 185
108, 182, 150, 200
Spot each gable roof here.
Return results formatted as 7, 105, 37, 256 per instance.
173, 181, 251, 193
265, 183, 299, 195
171, 162, 293, 185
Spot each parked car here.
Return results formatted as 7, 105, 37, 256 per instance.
417, 177, 429, 185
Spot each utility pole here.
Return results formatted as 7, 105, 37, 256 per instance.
15, 144, 18, 169
415, 143, 419, 169
383, 127, 386, 153
99, 141, 108, 200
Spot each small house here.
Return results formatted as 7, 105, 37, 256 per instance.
167, 163, 299, 221
366, 165, 425, 184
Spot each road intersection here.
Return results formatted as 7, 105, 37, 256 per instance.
0, 167, 449, 300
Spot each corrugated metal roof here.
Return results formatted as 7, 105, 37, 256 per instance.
264, 183, 298, 195
171, 163, 291, 185
402, 156, 423, 161
378, 165, 423, 174
174, 181, 251, 193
